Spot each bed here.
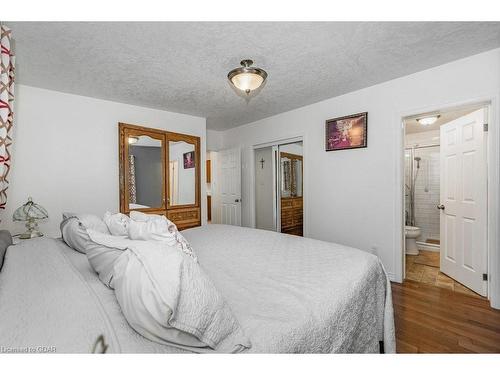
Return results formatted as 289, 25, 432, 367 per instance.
0, 224, 395, 353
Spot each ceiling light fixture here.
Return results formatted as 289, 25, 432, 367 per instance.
128, 136, 139, 144
417, 115, 440, 126
228, 59, 268, 95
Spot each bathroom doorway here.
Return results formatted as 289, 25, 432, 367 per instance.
254, 139, 304, 236
403, 105, 489, 297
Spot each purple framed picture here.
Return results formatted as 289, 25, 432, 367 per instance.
325, 112, 368, 151
183, 151, 195, 169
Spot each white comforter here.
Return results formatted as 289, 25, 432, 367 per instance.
0, 224, 395, 353
184, 225, 396, 353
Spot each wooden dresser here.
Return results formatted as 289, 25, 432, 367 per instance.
281, 197, 303, 236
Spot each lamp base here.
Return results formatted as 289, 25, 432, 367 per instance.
19, 230, 44, 240
19, 219, 44, 239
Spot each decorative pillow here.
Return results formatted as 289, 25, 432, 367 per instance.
62, 212, 110, 234
60, 213, 110, 255
103, 211, 130, 237
129, 211, 175, 225
60, 214, 124, 285
86, 229, 250, 353
128, 211, 197, 261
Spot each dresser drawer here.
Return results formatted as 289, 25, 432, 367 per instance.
167, 207, 201, 230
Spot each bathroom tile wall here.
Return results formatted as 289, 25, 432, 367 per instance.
413, 146, 440, 242
406, 130, 440, 243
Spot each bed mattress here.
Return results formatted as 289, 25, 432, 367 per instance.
0, 224, 394, 353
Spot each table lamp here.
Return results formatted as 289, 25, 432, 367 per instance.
12, 197, 49, 239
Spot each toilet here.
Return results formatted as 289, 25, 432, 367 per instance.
405, 226, 421, 255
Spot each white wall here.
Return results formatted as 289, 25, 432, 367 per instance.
254, 147, 275, 231
405, 129, 440, 147
2, 85, 206, 237
207, 129, 224, 151
219, 48, 500, 280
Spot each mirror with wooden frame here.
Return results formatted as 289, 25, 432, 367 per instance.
119, 123, 201, 230
119, 124, 166, 215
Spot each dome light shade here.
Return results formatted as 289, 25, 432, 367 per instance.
417, 115, 440, 126
228, 59, 268, 95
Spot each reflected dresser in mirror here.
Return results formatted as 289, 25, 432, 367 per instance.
119, 123, 201, 230
280, 151, 303, 236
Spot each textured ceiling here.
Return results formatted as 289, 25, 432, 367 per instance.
7, 22, 500, 130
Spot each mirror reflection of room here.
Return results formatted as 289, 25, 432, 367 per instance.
280, 152, 303, 198
279, 142, 303, 236
169, 141, 196, 206
128, 135, 163, 210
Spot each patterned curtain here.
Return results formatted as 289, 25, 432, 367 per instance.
0, 25, 15, 211
291, 159, 298, 196
128, 155, 137, 204
283, 160, 291, 191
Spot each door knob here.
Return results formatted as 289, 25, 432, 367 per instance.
235, 199, 240, 203
437, 204, 445, 210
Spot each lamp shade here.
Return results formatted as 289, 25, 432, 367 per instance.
13, 197, 48, 222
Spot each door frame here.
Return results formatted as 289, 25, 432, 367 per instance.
252, 135, 306, 234
394, 93, 500, 308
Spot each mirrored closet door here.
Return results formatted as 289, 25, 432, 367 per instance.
119, 123, 201, 230
278, 144, 303, 236
254, 140, 303, 236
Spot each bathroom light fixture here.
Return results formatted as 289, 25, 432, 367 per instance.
228, 59, 268, 95
128, 136, 139, 144
417, 115, 440, 126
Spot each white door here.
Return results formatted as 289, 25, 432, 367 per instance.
218, 148, 241, 226
440, 109, 487, 296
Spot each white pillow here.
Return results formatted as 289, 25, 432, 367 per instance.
129, 210, 175, 225
86, 229, 250, 352
60, 213, 110, 254
103, 211, 130, 236
128, 211, 197, 261
62, 212, 110, 234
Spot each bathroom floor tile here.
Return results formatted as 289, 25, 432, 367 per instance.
421, 266, 439, 284
413, 250, 440, 268
405, 252, 482, 298
406, 263, 425, 282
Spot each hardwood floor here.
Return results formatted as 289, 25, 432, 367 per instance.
392, 280, 500, 353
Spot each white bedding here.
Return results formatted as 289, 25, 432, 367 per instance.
185, 225, 395, 353
0, 237, 187, 353
86, 229, 250, 353
0, 224, 395, 353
